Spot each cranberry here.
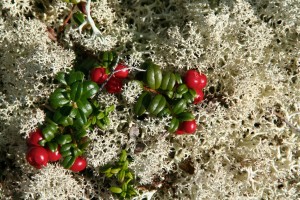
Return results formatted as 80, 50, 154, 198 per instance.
46, 147, 61, 162
181, 120, 197, 134
90, 67, 108, 84
105, 77, 123, 94
184, 70, 207, 90
26, 147, 49, 169
193, 89, 204, 104
27, 129, 43, 147
114, 63, 129, 79
70, 156, 87, 172
175, 128, 185, 135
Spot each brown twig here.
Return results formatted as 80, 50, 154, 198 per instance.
59, 4, 76, 33
274, 112, 300, 133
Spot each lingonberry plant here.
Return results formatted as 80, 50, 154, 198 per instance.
100, 150, 138, 199
25, 49, 207, 198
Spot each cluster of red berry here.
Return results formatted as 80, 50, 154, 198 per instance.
26, 129, 87, 172
175, 70, 207, 135
90, 63, 129, 93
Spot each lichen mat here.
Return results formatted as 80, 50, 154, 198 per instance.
1, 0, 300, 199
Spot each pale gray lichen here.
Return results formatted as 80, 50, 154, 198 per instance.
1, 0, 300, 199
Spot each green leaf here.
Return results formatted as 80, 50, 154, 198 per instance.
60, 143, 74, 153
145, 62, 162, 89
42, 122, 58, 142
174, 73, 183, 84
56, 134, 72, 145
62, 156, 76, 169
53, 110, 74, 126
77, 99, 93, 117
133, 92, 151, 116
55, 72, 67, 85
161, 72, 176, 91
75, 109, 88, 127
72, 148, 83, 157
183, 91, 194, 104
70, 82, 83, 101
122, 182, 128, 192
97, 112, 105, 120
47, 142, 58, 152
168, 117, 179, 133
176, 84, 188, 95
119, 150, 127, 162
148, 94, 167, 116
75, 128, 87, 139
101, 51, 115, 68
105, 105, 115, 113
177, 112, 195, 122
157, 107, 171, 117
172, 99, 187, 114
66, 71, 84, 85
117, 170, 125, 182
73, 11, 85, 25
110, 187, 122, 194
111, 167, 121, 174
49, 88, 70, 109
82, 81, 99, 99
96, 120, 106, 129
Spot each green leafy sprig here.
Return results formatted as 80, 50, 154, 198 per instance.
100, 150, 138, 199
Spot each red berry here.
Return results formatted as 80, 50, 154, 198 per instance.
46, 147, 61, 162
90, 67, 108, 84
114, 63, 129, 79
193, 89, 204, 104
105, 77, 123, 93
185, 70, 207, 90
27, 129, 43, 147
175, 128, 185, 135
26, 147, 49, 169
70, 156, 87, 172
181, 120, 197, 134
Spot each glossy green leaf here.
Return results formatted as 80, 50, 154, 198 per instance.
174, 73, 183, 84
60, 143, 74, 153
70, 82, 83, 101
145, 62, 162, 89
82, 81, 99, 99
176, 84, 188, 95
189, 88, 197, 98
42, 123, 58, 142
117, 170, 125, 182
161, 72, 176, 91
75, 109, 88, 127
165, 91, 174, 99
101, 51, 114, 68
110, 187, 122, 194
105, 105, 115, 113
111, 167, 121, 174
148, 94, 167, 116
77, 99, 93, 117
62, 156, 76, 169
157, 107, 171, 117
96, 120, 105, 129
120, 150, 127, 162
47, 142, 58, 152
133, 92, 151, 116
53, 110, 74, 126
177, 112, 195, 122
73, 11, 85, 25
172, 99, 187, 114
72, 148, 83, 157
183, 91, 194, 104
66, 71, 84, 85
75, 128, 87, 139
49, 88, 70, 109
122, 182, 128, 192
56, 134, 72, 145
168, 117, 179, 133
55, 72, 67, 85
97, 112, 105, 120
